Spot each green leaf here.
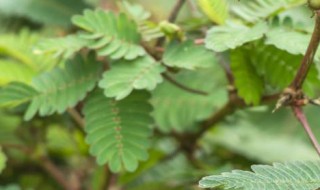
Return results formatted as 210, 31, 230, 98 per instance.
0, 82, 39, 107
24, 54, 102, 120
163, 40, 216, 70
231, 48, 264, 105
250, 43, 320, 96
83, 90, 153, 172
118, 1, 164, 41
205, 22, 268, 52
152, 66, 227, 132
0, 0, 89, 27
199, 161, 320, 190
72, 9, 146, 60
99, 56, 165, 100
228, 0, 305, 23
197, 0, 228, 25
0, 60, 36, 85
0, 30, 55, 71
0, 184, 21, 190
0, 148, 7, 174
34, 35, 90, 59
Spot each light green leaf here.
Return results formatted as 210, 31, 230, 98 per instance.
0, 184, 21, 190
163, 40, 216, 70
228, 0, 305, 23
199, 161, 320, 190
231, 48, 264, 105
99, 56, 165, 100
72, 9, 146, 60
83, 90, 153, 172
0, 148, 7, 174
205, 22, 268, 52
0, 60, 36, 85
197, 0, 228, 25
34, 35, 90, 59
0, 82, 39, 107
0, 0, 89, 26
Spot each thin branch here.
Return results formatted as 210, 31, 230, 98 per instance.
163, 73, 208, 96
39, 156, 77, 190
290, 10, 320, 90
292, 106, 320, 156
67, 108, 85, 128
156, 0, 186, 47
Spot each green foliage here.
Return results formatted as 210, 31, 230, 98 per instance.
0, 185, 21, 190
83, 90, 153, 172
0, 148, 7, 174
0, 60, 35, 85
199, 161, 320, 190
34, 35, 89, 59
0, 0, 89, 26
163, 40, 215, 70
197, 0, 229, 24
24, 54, 102, 120
228, 0, 305, 23
0, 54, 102, 120
72, 9, 146, 60
231, 48, 264, 105
152, 66, 227, 132
99, 56, 165, 100
250, 43, 320, 96
205, 22, 268, 52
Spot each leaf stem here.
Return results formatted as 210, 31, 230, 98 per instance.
290, 10, 320, 90
292, 106, 320, 157
162, 73, 208, 96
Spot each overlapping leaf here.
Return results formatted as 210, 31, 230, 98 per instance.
24, 55, 102, 120
0, 60, 35, 85
83, 90, 153, 172
205, 21, 268, 52
199, 161, 320, 190
0, 0, 89, 26
99, 56, 165, 100
197, 0, 228, 25
228, 0, 305, 23
152, 65, 227, 132
231, 48, 264, 105
163, 40, 216, 70
250, 43, 320, 96
72, 9, 146, 60
34, 35, 89, 59
0, 55, 102, 120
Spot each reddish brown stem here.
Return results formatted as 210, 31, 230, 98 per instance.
292, 106, 320, 156
290, 10, 320, 90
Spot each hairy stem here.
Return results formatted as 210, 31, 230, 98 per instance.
290, 10, 320, 90
292, 106, 320, 156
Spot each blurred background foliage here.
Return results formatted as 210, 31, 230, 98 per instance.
0, 0, 319, 189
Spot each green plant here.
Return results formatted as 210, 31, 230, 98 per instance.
1, 0, 320, 190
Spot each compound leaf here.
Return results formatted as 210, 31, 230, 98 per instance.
72, 9, 146, 60
197, 0, 228, 25
163, 40, 216, 70
205, 21, 268, 52
199, 161, 320, 190
83, 90, 153, 172
99, 56, 165, 100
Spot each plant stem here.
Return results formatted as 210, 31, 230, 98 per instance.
67, 108, 85, 128
292, 106, 320, 156
290, 10, 320, 90
163, 73, 208, 96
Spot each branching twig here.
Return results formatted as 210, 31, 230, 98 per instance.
292, 106, 320, 156
290, 10, 320, 90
